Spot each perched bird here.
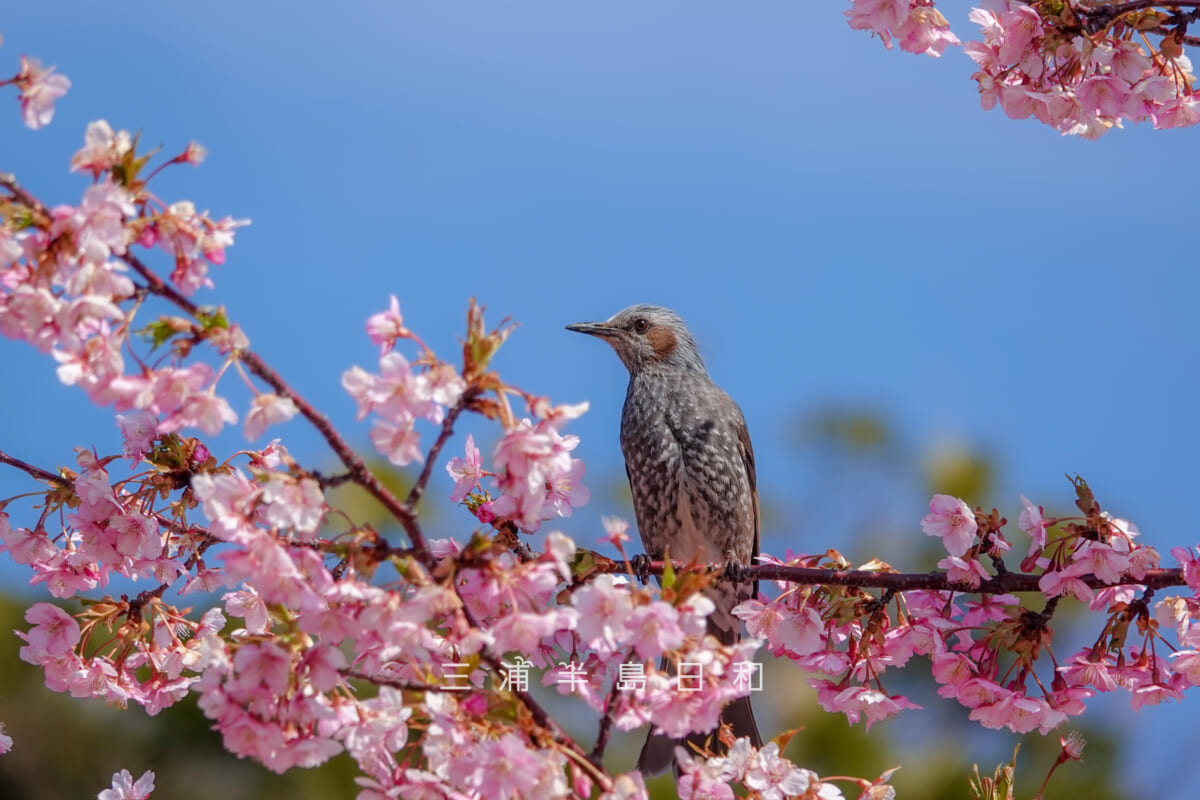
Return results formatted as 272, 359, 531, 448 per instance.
566, 304, 762, 776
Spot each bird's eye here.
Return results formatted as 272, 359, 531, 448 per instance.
632, 318, 650, 334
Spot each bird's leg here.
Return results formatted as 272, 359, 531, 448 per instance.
630, 552, 654, 585
721, 551, 748, 585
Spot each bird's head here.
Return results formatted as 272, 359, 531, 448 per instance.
566, 304, 706, 375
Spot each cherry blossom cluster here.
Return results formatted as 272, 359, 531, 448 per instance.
0, 119, 253, 437
458, 408, 590, 533
846, 0, 1200, 137
677, 738, 851, 800
966, 1, 1200, 137
844, 0, 961, 57
729, 479, 1197, 743
1, 446, 197, 599
343, 319, 467, 467
1, 53, 70, 129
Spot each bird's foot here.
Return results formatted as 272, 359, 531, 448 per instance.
631, 553, 653, 585
722, 558, 749, 585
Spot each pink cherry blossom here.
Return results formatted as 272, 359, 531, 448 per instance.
370, 351, 442, 423
116, 410, 158, 460
894, 5, 959, 57
846, 0, 958, 57
626, 602, 686, 659
1038, 561, 1094, 603
734, 598, 824, 658
366, 294, 408, 352
16, 55, 71, 129
224, 587, 271, 634
600, 515, 632, 548
56, 180, 136, 264
370, 420, 424, 466
1073, 539, 1131, 584
921, 494, 978, 557
490, 609, 572, 660
71, 120, 132, 177
541, 458, 589, 519
938, 554, 990, 588
742, 742, 813, 800
243, 393, 298, 440
98, 769, 155, 800
572, 574, 634, 654
150, 202, 249, 294
0, 518, 58, 566
1018, 493, 1046, 553
814, 682, 920, 730
845, 0, 911, 48
20, 603, 81, 657
259, 475, 326, 537
1175, 545, 1200, 590
1059, 651, 1120, 693
446, 434, 483, 502
170, 389, 239, 436
182, 141, 208, 165
489, 417, 589, 531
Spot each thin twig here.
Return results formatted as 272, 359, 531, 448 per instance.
589, 678, 623, 766
0, 172, 48, 218
405, 389, 478, 511
0, 449, 69, 487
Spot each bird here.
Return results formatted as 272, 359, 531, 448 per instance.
566, 304, 762, 776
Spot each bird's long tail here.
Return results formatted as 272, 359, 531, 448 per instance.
639, 575, 762, 776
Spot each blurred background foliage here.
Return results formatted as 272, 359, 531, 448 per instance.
0, 408, 1126, 799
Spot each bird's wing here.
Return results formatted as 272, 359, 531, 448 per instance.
736, 414, 760, 598
735, 414, 759, 560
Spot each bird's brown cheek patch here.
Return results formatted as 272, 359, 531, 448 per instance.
647, 327, 678, 359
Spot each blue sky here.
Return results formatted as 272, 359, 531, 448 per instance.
1, 1, 1199, 796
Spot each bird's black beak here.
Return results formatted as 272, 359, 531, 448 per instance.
565, 321, 617, 338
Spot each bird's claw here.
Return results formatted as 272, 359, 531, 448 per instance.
722, 560, 748, 584
631, 553, 653, 585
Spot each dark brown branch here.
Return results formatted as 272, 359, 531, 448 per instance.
0, 172, 48, 218
405, 389, 478, 510
126, 584, 169, 624
313, 470, 355, 489
589, 678, 622, 767
1081, 0, 1200, 15
1144, 25, 1200, 44
0, 449, 69, 487
590, 557, 1187, 595
1073, 1, 1200, 39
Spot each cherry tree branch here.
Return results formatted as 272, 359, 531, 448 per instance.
0, 172, 44, 216
1079, 0, 1200, 41
1084, 0, 1200, 11
0, 448, 69, 487
405, 389, 478, 511
100, 247, 435, 564
588, 556, 1187, 594
588, 678, 623, 766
